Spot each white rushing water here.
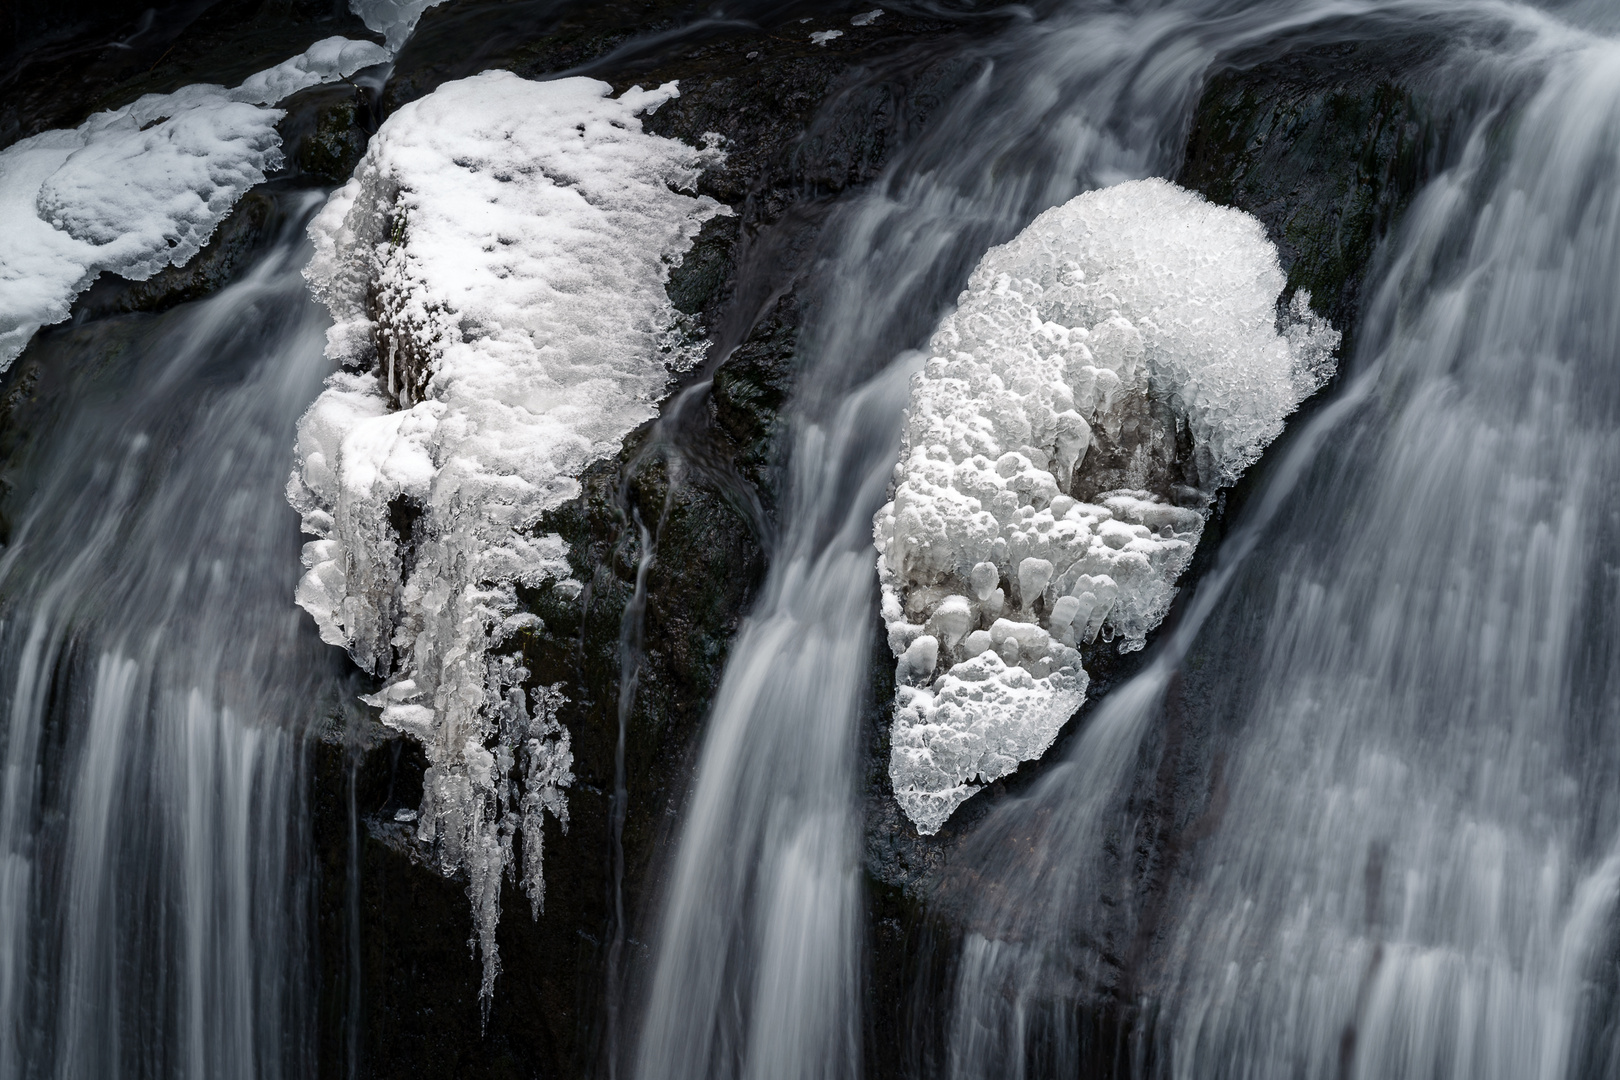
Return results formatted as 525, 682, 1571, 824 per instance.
1154, 13, 1620, 1079
936, 3, 1620, 1080
630, 2, 1369, 1077
0, 195, 343, 1080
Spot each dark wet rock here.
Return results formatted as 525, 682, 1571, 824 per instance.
1180, 40, 1439, 355
281, 80, 379, 184
1, 0, 379, 151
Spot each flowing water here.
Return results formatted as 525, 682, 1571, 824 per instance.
933, 3, 1620, 1080
0, 193, 343, 1080
6, 1, 1620, 1077
633, 1, 1620, 1079
630, 2, 1396, 1077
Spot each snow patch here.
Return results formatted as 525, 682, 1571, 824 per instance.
289, 71, 729, 1000
811, 30, 845, 45
874, 178, 1338, 834
235, 36, 391, 104
851, 9, 885, 26
0, 35, 389, 369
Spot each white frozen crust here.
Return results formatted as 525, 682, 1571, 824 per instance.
876, 178, 1339, 834
0, 36, 390, 369
348, 0, 452, 51
289, 71, 729, 998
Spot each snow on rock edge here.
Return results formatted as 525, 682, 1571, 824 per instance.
874, 178, 1338, 835
0, 35, 390, 369
289, 70, 729, 1001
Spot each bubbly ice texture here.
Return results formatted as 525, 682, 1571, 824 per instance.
289, 70, 729, 1001
874, 178, 1338, 834
0, 35, 390, 369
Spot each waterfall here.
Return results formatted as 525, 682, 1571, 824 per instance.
1156, 17, 1620, 1079
0, 193, 345, 1080
8, 1, 1620, 1075
629, 2, 1390, 1077
938, 3, 1620, 1079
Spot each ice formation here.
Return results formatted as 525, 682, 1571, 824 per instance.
290, 71, 728, 999
811, 30, 845, 45
851, 9, 886, 26
0, 36, 389, 369
874, 178, 1339, 834
348, 0, 451, 51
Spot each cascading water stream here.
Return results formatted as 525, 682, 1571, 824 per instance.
0, 193, 346, 1080
629, 2, 1414, 1077
1155, 16, 1620, 1079
936, 3, 1620, 1079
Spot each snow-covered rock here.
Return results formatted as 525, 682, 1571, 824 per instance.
874, 178, 1338, 834
289, 70, 729, 1000
0, 35, 389, 369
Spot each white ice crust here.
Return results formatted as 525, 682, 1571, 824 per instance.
875, 178, 1339, 834
0, 35, 389, 369
348, 0, 451, 51
289, 70, 728, 999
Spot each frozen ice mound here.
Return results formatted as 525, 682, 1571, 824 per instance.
289, 70, 729, 1000
874, 178, 1338, 835
0, 35, 389, 369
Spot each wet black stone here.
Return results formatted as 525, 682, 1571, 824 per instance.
282, 81, 379, 185
1179, 39, 1441, 356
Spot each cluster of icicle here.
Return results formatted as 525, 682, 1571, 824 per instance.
290, 70, 728, 1001
875, 178, 1339, 834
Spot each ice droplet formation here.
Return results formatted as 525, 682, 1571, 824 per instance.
874, 178, 1338, 834
289, 71, 728, 1000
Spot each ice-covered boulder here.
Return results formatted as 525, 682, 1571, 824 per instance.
874, 178, 1338, 834
289, 70, 729, 999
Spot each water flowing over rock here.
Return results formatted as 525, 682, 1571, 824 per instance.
9, 0, 1620, 1077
